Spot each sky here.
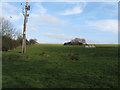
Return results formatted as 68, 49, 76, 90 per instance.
0, 0, 118, 44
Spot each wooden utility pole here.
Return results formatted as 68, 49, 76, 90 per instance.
22, 0, 30, 53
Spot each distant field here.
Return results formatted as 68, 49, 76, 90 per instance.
92, 44, 118, 47
2, 44, 118, 88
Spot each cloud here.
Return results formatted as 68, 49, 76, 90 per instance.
17, 24, 40, 33
1, 0, 118, 2
0, 2, 22, 22
102, 2, 117, 6
9, 14, 22, 21
0, 7, 2, 17
30, 14, 64, 25
30, 27, 40, 32
66, 2, 87, 7
74, 29, 83, 32
0, 2, 20, 16
29, 3, 65, 25
17, 25, 23, 30
44, 33, 74, 40
34, 3, 47, 14
0, 2, 17, 12
86, 39, 118, 44
39, 15, 64, 25
1, 2, 65, 28
26, 23, 41, 32
45, 28, 62, 32
87, 19, 118, 33
60, 6, 83, 15
86, 39, 106, 44
44, 33, 107, 44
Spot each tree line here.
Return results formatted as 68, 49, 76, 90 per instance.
0, 17, 37, 51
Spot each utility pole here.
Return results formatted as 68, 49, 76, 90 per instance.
22, 0, 30, 53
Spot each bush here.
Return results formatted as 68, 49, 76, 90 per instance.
2, 36, 20, 51
2, 36, 9, 51
1, 17, 38, 51
29, 39, 37, 45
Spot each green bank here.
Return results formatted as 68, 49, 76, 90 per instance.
2, 44, 118, 88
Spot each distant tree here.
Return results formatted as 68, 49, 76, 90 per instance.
0, 17, 16, 39
71, 38, 86, 44
29, 39, 37, 45
16, 37, 22, 46
64, 38, 86, 46
0, 17, 22, 51
0, 17, 37, 51
15, 31, 22, 40
16, 31, 22, 46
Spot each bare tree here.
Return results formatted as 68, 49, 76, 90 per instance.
15, 31, 22, 40
0, 17, 23, 51
0, 17, 16, 39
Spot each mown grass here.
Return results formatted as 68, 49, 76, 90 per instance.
2, 44, 119, 88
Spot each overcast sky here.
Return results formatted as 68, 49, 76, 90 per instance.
0, 1, 118, 44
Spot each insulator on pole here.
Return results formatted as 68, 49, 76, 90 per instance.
25, 5, 30, 10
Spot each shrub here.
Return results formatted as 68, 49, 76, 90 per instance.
67, 53, 79, 60
2, 36, 21, 51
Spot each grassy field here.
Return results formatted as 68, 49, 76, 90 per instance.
2, 44, 119, 88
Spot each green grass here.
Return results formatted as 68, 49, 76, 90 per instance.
2, 44, 119, 88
